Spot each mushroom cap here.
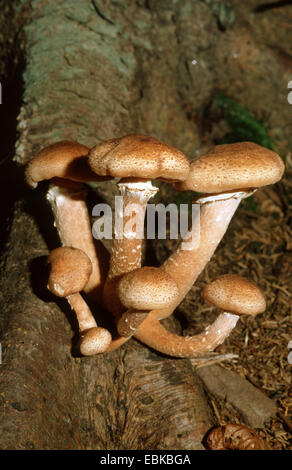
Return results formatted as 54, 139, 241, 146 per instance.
118, 266, 179, 310
25, 140, 110, 188
88, 134, 190, 182
176, 142, 285, 193
202, 274, 266, 316
79, 327, 112, 356
47, 247, 92, 297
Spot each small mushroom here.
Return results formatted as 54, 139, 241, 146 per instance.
47, 247, 111, 355
116, 267, 179, 337
78, 327, 113, 357
88, 134, 190, 316
202, 274, 266, 318
47, 246, 92, 299
132, 275, 266, 358
118, 267, 179, 311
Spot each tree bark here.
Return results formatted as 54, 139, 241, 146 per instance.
0, 0, 216, 449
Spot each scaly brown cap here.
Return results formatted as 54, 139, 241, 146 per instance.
47, 246, 92, 297
79, 327, 112, 356
118, 266, 179, 310
176, 142, 284, 193
202, 274, 266, 316
25, 140, 110, 188
88, 134, 190, 182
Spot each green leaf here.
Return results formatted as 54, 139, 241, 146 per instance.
215, 95, 275, 150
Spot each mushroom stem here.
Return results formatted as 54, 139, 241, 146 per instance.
102, 178, 158, 316
67, 293, 112, 356
117, 310, 149, 338
106, 335, 129, 352
133, 311, 239, 358
67, 293, 98, 331
47, 178, 109, 302
127, 271, 266, 358
106, 196, 244, 350
47, 246, 112, 356
153, 196, 243, 319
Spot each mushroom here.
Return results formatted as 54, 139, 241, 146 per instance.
47, 179, 109, 301
88, 134, 190, 316
47, 246, 111, 355
132, 275, 266, 357
25, 140, 109, 188
175, 141, 284, 193
116, 267, 179, 337
25, 141, 111, 302
202, 274, 266, 318
153, 141, 284, 320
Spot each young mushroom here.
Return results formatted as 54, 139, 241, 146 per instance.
116, 267, 179, 338
132, 274, 266, 357
47, 246, 112, 356
201, 274, 266, 347
88, 134, 190, 317
202, 274, 266, 318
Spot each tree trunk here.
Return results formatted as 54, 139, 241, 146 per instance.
0, 0, 216, 449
